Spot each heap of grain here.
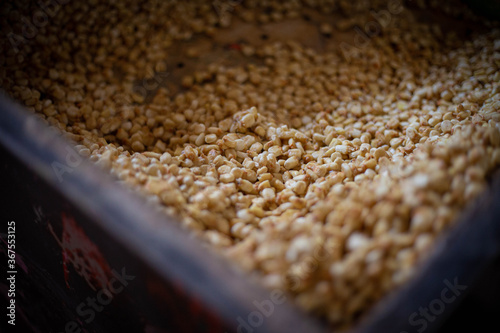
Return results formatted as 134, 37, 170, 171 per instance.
1, 0, 499, 328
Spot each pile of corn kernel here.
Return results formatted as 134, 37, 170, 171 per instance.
1, 0, 499, 329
